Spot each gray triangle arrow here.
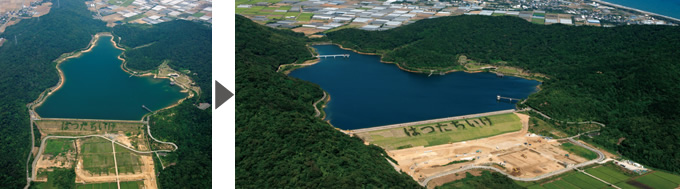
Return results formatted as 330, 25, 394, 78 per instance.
215, 80, 233, 109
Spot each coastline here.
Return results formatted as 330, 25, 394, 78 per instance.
591, 0, 680, 22
30, 32, 194, 121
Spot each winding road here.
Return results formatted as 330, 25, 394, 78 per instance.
313, 91, 327, 118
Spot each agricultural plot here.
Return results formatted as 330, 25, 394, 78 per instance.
81, 138, 116, 176
585, 166, 630, 184
76, 181, 143, 189
284, 12, 299, 17
297, 13, 313, 21
560, 142, 598, 160
114, 145, 142, 174
561, 172, 606, 189
531, 18, 545, 24
635, 172, 680, 189
356, 113, 522, 150
550, 179, 579, 189
44, 139, 75, 155
36, 119, 144, 136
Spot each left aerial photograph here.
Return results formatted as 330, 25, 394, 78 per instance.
0, 0, 212, 188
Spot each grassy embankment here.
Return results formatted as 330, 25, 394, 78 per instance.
358, 113, 522, 150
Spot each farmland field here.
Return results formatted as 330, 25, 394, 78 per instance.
356, 113, 522, 150
76, 181, 143, 189
81, 138, 116, 175
531, 18, 545, 24
635, 172, 680, 189
560, 142, 598, 160
114, 145, 142, 174
44, 139, 74, 155
585, 166, 630, 184
562, 172, 605, 189
297, 13, 313, 21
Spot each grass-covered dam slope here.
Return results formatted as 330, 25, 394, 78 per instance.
235, 15, 421, 188
327, 15, 680, 174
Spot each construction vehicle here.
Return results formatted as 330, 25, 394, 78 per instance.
511, 167, 521, 176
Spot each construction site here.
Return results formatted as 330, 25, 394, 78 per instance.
30, 118, 174, 189
356, 112, 601, 186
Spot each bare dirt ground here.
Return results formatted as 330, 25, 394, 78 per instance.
0, 0, 37, 12
292, 27, 325, 35
33, 2, 52, 17
388, 113, 590, 182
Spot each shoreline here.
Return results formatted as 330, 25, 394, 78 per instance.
329, 43, 545, 82
30, 33, 193, 121
289, 43, 543, 132
590, 0, 680, 22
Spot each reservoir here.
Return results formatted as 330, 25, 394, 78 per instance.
35, 35, 187, 120
289, 45, 540, 130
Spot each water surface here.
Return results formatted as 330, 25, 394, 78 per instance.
289, 45, 540, 130
35, 36, 187, 120
602, 0, 680, 20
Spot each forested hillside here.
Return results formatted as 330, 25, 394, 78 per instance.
0, 0, 106, 187
112, 21, 212, 102
236, 15, 421, 188
112, 20, 213, 188
327, 15, 680, 173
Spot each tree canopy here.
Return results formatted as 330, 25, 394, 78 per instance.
113, 20, 212, 103
235, 15, 422, 188
0, 0, 106, 187
327, 15, 680, 173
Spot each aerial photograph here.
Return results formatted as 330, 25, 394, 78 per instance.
236, 0, 680, 188
0, 0, 212, 188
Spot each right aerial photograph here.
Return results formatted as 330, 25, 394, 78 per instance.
235, 0, 680, 188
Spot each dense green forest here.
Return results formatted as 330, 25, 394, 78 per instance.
0, 0, 106, 187
435, 171, 522, 189
235, 15, 421, 188
112, 20, 212, 103
327, 15, 680, 173
112, 19, 213, 189
30, 168, 76, 189
148, 99, 212, 188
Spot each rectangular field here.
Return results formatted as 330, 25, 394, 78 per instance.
531, 18, 545, 24
76, 181, 143, 189
585, 166, 630, 184
36, 119, 144, 136
635, 172, 680, 189
560, 142, 598, 160
297, 13, 313, 21
356, 113, 522, 150
44, 138, 75, 155
114, 145, 142, 174
81, 138, 116, 176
